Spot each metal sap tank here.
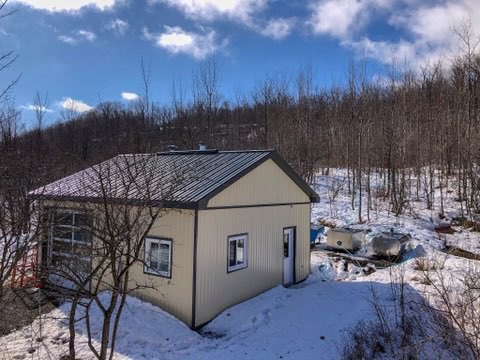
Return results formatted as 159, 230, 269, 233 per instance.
326, 228, 365, 251
371, 231, 411, 257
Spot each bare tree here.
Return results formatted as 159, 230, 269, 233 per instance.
0, 1, 20, 105
41, 154, 190, 359
33, 90, 49, 131
192, 56, 222, 145
0, 103, 43, 298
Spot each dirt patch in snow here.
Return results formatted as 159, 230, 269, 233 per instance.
0, 288, 56, 336
324, 251, 399, 269
443, 246, 480, 261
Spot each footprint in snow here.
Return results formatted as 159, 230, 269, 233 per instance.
261, 309, 271, 325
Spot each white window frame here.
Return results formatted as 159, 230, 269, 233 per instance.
144, 237, 172, 278
48, 208, 92, 283
227, 233, 248, 273
52, 210, 91, 245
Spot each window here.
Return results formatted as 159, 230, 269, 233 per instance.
283, 232, 289, 258
228, 234, 248, 273
144, 237, 172, 278
53, 211, 91, 243
49, 209, 92, 277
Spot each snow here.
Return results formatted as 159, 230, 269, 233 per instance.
312, 168, 480, 255
2, 168, 479, 359
1, 265, 382, 359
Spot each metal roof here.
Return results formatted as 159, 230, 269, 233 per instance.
32, 150, 319, 209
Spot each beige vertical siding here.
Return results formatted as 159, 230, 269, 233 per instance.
39, 200, 195, 327
195, 203, 310, 327
128, 209, 195, 327
207, 159, 309, 208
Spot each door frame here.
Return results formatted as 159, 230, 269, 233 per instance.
282, 226, 296, 286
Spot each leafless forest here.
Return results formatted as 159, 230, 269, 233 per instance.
2, 26, 480, 222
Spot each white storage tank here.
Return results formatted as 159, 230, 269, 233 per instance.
326, 228, 365, 252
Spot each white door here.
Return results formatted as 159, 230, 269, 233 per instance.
283, 227, 295, 286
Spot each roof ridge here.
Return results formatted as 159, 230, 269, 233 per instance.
115, 150, 275, 157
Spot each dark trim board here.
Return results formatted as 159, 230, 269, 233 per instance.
204, 201, 311, 211
31, 194, 198, 210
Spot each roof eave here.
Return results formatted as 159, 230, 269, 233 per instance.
30, 194, 199, 210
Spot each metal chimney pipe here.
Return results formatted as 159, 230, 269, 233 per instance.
199, 143, 206, 151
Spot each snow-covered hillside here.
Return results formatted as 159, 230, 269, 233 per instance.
1, 169, 479, 359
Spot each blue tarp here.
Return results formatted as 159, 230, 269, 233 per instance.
310, 225, 324, 245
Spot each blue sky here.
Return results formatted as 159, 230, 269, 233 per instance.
1, 0, 479, 127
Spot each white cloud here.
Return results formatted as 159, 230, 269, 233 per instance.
260, 18, 295, 40
309, 0, 366, 39
346, 37, 418, 65
13, 0, 116, 12
58, 35, 77, 44
59, 97, 93, 113
77, 30, 96, 42
57, 30, 96, 45
144, 26, 227, 59
308, 0, 395, 40
390, 0, 480, 47
20, 104, 54, 113
346, 0, 480, 67
121, 92, 139, 101
107, 19, 129, 35
155, 0, 295, 40
157, 0, 268, 22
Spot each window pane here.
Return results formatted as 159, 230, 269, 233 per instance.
55, 212, 73, 226
158, 243, 170, 273
236, 239, 244, 264
52, 240, 71, 254
73, 229, 90, 242
74, 213, 90, 228
229, 240, 236, 267
53, 226, 72, 240
283, 233, 289, 258
149, 242, 159, 270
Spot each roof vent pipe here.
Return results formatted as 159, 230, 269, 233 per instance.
167, 144, 178, 152
199, 143, 206, 151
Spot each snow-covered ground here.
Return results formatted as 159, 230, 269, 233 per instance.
1, 168, 479, 359
312, 169, 480, 255
0, 260, 390, 360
